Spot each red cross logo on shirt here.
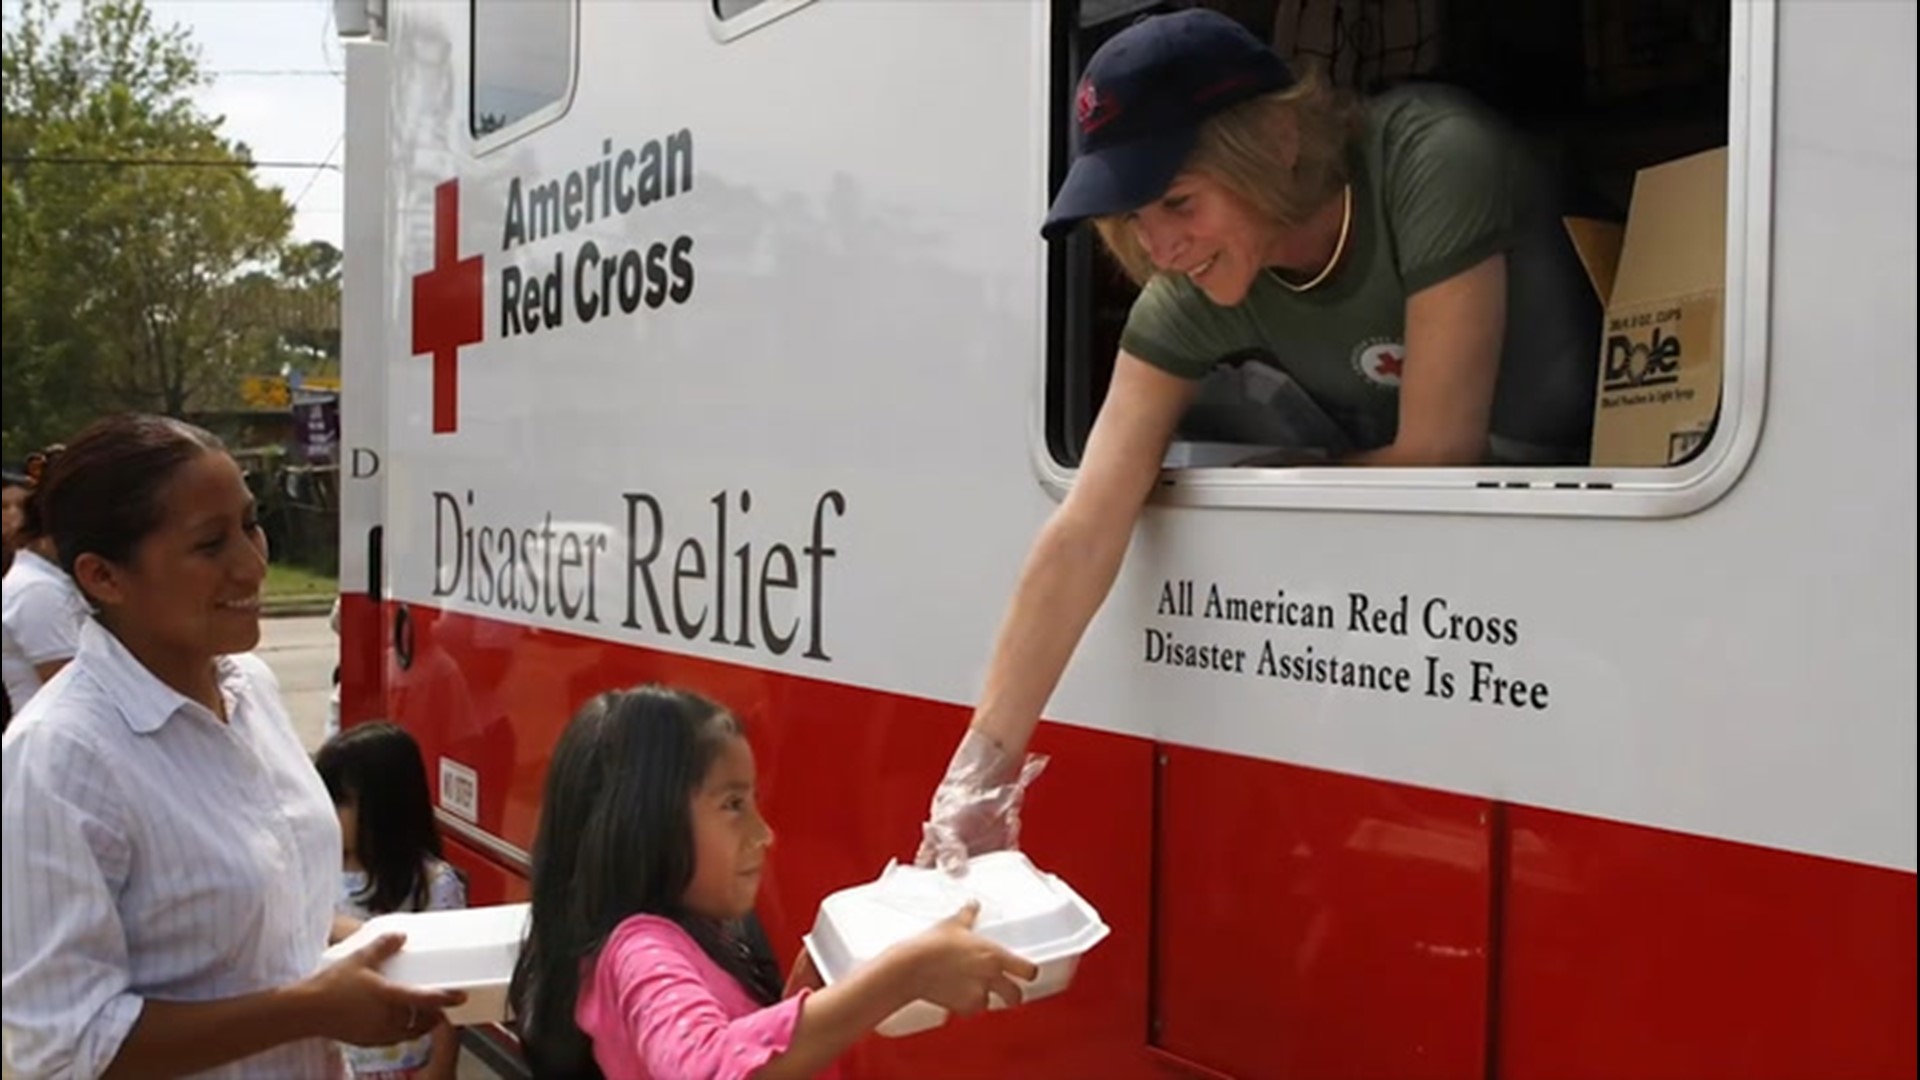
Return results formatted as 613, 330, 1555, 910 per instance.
1353, 341, 1405, 388
410, 180, 484, 434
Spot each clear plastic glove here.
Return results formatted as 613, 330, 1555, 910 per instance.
914, 728, 1049, 877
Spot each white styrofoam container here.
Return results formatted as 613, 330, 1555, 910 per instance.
802, 852, 1110, 1037
320, 902, 530, 1027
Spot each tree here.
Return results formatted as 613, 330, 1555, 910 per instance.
274, 239, 342, 371
1, 0, 293, 456
281, 238, 342, 290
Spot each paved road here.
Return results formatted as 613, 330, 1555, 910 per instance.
257, 613, 337, 752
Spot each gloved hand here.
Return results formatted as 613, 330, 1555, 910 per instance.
914, 728, 1049, 877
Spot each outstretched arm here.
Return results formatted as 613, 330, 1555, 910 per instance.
974, 352, 1193, 759
918, 353, 1194, 871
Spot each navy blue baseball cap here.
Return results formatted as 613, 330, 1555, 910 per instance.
1043, 9, 1294, 240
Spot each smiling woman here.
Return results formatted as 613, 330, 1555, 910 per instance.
917, 8, 1614, 874
1, 413, 464, 1079
53, 420, 270, 707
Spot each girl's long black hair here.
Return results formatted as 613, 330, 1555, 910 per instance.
314, 721, 444, 915
508, 685, 782, 1079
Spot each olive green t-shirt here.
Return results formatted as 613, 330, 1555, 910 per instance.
1120, 85, 1599, 462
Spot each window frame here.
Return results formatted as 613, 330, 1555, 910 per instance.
706, 0, 819, 44
1033, 0, 1777, 520
468, 0, 580, 151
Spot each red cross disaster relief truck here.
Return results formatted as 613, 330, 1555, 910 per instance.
331, 1, 1915, 1077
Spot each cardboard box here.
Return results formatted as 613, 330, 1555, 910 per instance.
1567, 146, 1727, 466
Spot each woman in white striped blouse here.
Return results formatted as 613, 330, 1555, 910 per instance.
2, 414, 463, 1079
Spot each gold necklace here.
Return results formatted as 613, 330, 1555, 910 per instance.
1268, 184, 1352, 294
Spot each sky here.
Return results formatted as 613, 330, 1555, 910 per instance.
152, 0, 347, 248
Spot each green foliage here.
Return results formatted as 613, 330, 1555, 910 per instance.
2, 0, 304, 458
269, 239, 343, 378
265, 559, 338, 603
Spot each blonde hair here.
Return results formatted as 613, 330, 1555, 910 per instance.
1093, 69, 1364, 286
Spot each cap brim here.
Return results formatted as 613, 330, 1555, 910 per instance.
1041, 125, 1199, 241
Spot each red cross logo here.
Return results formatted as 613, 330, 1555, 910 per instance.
411, 180, 484, 434
1075, 77, 1117, 134
1353, 341, 1405, 388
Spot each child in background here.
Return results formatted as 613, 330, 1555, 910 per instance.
509, 684, 1039, 1080
316, 722, 467, 1080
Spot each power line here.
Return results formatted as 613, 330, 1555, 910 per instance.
53, 65, 344, 79
208, 68, 344, 77
289, 135, 344, 210
1, 155, 342, 171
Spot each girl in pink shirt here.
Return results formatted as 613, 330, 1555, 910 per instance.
508, 685, 1038, 1080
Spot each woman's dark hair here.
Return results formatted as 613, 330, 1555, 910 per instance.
16, 443, 66, 544
314, 721, 444, 915
39, 414, 225, 595
509, 685, 782, 1079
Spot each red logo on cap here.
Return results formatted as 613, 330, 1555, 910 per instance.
1076, 77, 1118, 134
